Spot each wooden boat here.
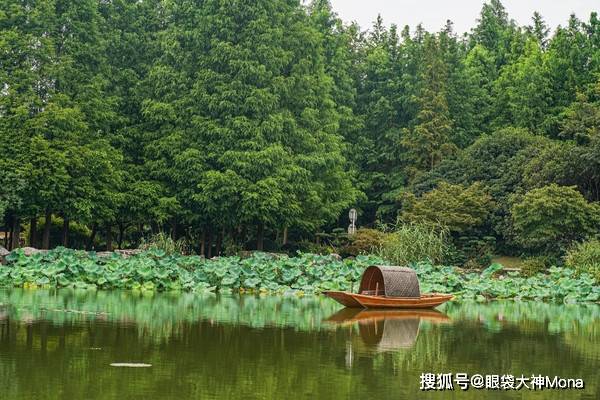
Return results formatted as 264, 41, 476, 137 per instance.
323, 265, 453, 309
323, 291, 453, 309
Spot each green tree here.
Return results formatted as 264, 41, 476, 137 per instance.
308, 0, 368, 228
144, 0, 357, 250
542, 14, 599, 136
0, 0, 123, 249
527, 12, 550, 49
401, 182, 493, 234
412, 127, 550, 252
448, 44, 495, 147
521, 141, 579, 191
99, 0, 165, 246
470, 0, 522, 69
559, 89, 600, 144
352, 19, 408, 223
0, 0, 57, 247
2, 0, 600, 258
575, 134, 600, 202
511, 184, 600, 253
492, 39, 551, 132
402, 34, 455, 178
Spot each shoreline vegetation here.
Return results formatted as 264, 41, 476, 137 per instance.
1, 0, 600, 281
1, 248, 598, 303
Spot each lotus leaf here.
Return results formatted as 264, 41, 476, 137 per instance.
0, 250, 597, 302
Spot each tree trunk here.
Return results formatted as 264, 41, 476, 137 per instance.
200, 231, 206, 257
282, 226, 288, 246
207, 229, 213, 258
171, 218, 177, 240
215, 229, 223, 256
29, 218, 38, 248
61, 217, 69, 247
42, 209, 52, 250
11, 217, 21, 250
256, 223, 264, 251
151, 221, 159, 235
87, 223, 97, 251
7, 218, 13, 251
118, 223, 125, 249
241, 225, 247, 250
105, 224, 113, 252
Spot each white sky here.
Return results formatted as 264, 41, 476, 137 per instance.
327, 1, 599, 34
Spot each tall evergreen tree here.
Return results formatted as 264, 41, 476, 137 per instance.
144, 0, 357, 249
448, 45, 496, 145
470, 0, 512, 68
402, 35, 455, 178
1, 0, 599, 256
493, 39, 552, 133
527, 11, 550, 49
99, 0, 167, 245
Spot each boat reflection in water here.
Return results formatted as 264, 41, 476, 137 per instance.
325, 308, 451, 352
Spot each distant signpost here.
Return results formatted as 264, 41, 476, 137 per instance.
348, 208, 357, 235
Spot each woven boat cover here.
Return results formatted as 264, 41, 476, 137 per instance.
359, 266, 421, 298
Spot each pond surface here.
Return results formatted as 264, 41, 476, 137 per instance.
0, 289, 598, 399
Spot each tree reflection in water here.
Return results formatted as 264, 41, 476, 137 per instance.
0, 289, 598, 399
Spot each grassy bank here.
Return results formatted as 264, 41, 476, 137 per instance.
0, 248, 598, 303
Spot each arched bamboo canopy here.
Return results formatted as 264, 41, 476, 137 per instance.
358, 266, 421, 298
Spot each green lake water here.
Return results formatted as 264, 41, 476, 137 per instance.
0, 289, 598, 399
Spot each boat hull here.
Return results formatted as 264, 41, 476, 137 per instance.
322, 291, 364, 308
322, 291, 453, 309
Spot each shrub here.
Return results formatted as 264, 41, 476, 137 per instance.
401, 182, 493, 234
222, 237, 244, 257
316, 228, 350, 251
456, 236, 496, 269
565, 240, 600, 283
345, 228, 387, 256
139, 232, 190, 255
378, 223, 449, 265
520, 256, 551, 277
511, 184, 599, 254
35, 216, 93, 249
294, 240, 337, 256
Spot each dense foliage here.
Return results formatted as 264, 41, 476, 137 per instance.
565, 239, 600, 283
1, 249, 598, 302
401, 182, 493, 233
376, 224, 450, 266
511, 184, 600, 254
1, 0, 599, 269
